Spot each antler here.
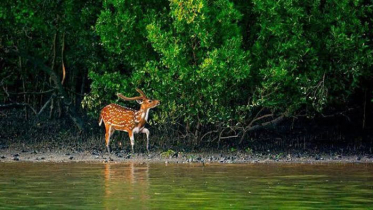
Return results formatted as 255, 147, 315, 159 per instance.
117, 93, 143, 101
135, 88, 147, 98
117, 88, 147, 101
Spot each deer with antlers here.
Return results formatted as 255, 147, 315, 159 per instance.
99, 88, 160, 153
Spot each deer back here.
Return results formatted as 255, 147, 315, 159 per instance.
100, 104, 137, 131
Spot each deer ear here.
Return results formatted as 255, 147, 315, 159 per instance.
136, 100, 143, 104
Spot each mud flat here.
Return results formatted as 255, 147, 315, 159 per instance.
1, 147, 372, 164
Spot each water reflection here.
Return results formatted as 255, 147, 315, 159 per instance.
0, 163, 372, 209
103, 162, 149, 209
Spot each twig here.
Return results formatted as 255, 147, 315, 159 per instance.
0, 73, 13, 86
246, 115, 285, 133
321, 108, 354, 122
37, 93, 56, 116
61, 32, 66, 85
200, 129, 219, 142
248, 113, 273, 128
2, 86, 10, 97
239, 114, 285, 144
8, 89, 55, 95
0, 102, 37, 115
218, 126, 239, 142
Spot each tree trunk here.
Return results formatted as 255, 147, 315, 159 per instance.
15, 51, 85, 131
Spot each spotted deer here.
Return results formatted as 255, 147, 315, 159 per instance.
99, 88, 160, 153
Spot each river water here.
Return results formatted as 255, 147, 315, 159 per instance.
0, 162, 372, 209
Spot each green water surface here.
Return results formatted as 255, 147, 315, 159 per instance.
0, 162, 372, 209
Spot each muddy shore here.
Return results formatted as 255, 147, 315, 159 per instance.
2, 110, 373, 164
1, 146, 372, 164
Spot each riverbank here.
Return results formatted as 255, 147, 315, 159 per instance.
1, 111, 373, 164
1, 146, 372, 164
2, 130, 373, 164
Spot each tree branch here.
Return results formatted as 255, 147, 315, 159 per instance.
248, 113, 273, 128
8, 89, 55, 95
11, 50, 85, 131
37, 93, 56, 116
245, 115, 285, 133
239, 114, 285, 144
0, 102, 37, 115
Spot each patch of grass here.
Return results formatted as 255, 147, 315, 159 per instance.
160, 149, 176, 158
245, 147, 253, 155
230, 147, 237, 152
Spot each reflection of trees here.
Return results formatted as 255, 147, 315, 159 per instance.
104, 163, 149, 209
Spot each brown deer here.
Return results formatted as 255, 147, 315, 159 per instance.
99, 88, 160, 153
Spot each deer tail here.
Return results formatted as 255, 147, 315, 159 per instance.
99, 114, 103, 126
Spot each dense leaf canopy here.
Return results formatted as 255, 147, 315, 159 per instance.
1, 0, 372, 145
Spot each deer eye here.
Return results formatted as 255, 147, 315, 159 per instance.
148, 100, 152, 103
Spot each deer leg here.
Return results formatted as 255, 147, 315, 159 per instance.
128, 130, 135, 153
110, 127, 115, 137
109, 127, 116, 151
141, 128, 150, 153
105, 125, 113, 153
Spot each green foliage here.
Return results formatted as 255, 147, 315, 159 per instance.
230, 147, 237, 152
1, 0, 102, 108
245, 147, 253, 155
84, 0, 169, 114
91, 0, 252, 129
250, 0, 373, 113
2, 0, 372, 145
160, 149, 176, 158
84, 0, 373, 143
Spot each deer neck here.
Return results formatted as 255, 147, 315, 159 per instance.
135, 107, 150, 126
